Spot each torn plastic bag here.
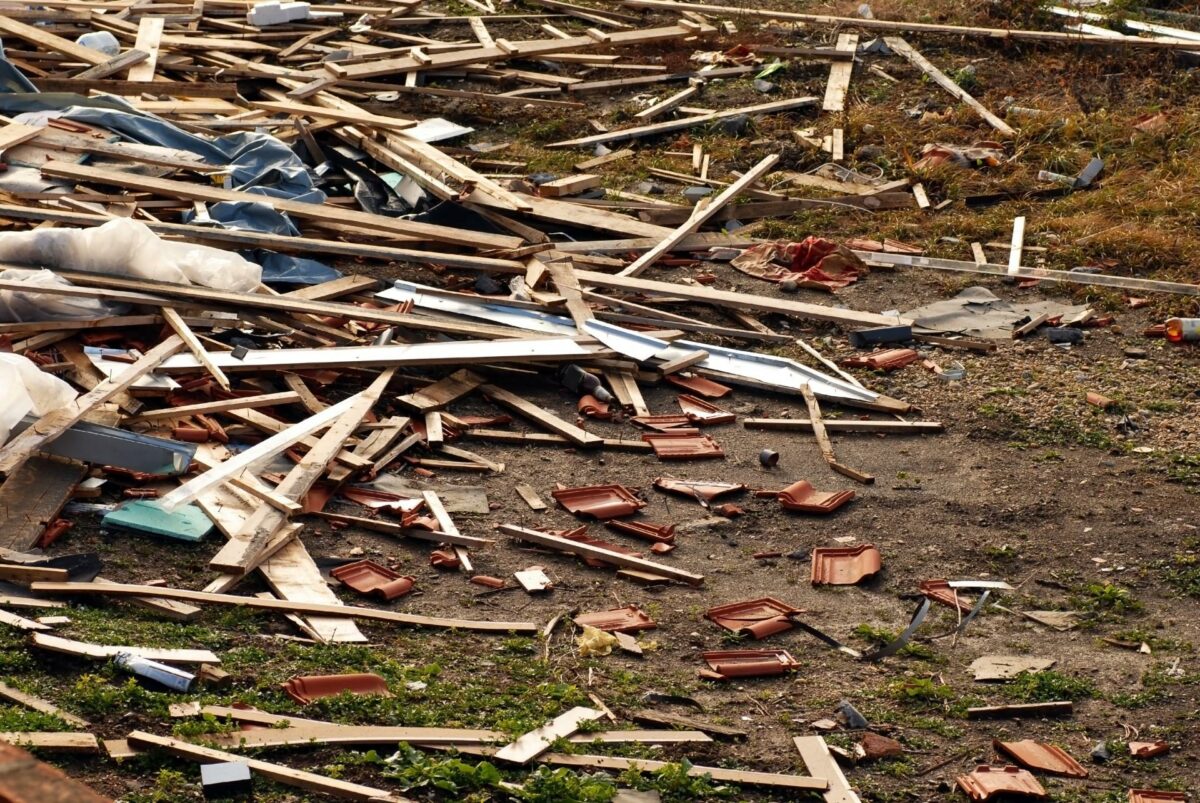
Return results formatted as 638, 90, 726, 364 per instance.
0, 268, 126, 322
0, 219, 262, 292
0, 352, 77, 444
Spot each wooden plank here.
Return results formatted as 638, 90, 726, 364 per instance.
95, 576, 202, 622
397, 369, 485, 412
821, 33, 858, 112
537, 173, 601, 198
884, 37, 1015, 136
0, 336, 183, 477
619, 154, 778, 277
0, 16, 111, 65
794, 736, 861, 803
0, 682, 88, 727
69, 49, 149, 80
0, 123, 42, 156
635, 85, 698, 120
482, 385, 603, 448
126, 15, 164, 81
39, 161, 521, 250
209, 371, 393, 574
800, 384, 873, 484
499, 524, 704, 585
161, 308, 231, 392
574, 269, 909, 328
0, 457, 86, 551
744, 418, 943, 433
31, 633, 218, 664
126, 732, 411, 802
465, 429, 652, 451
131, 392, 302, 422
0, 732, 99, 753
574, 148, 634, 171
629, 709, 747, 739
494, 707, 604, 764
313, 512, 491, 548
547, 96, 819, 148
1008, 215, 1026, 276
206, 725, 505, 749
30, 582, 539, 633
0, 565, 68, 583
515, 483, 547, 511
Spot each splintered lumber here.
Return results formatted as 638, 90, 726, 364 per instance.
966, 701, 1074, 719
745, 419, 943, 433
161, 307, 230, 392
126, 732, 411, 802
499, 524, 704, 585
208, 370, 394, 574
205, 726, 505, 749
574, 269, 908, 328
620, 0, 1200, 48
127, 15, 164, 82
0, 335, 185, 477
449, 745, 828, 790
548, 96, 819, 148
884, 37, 1015, 136
0, 733, 99, 753
822, 33, 858, 112
69, 49, 149, 81
0, 16, 111, 65
0, 457, 87, 551
482, 385, 604, 448
39, 161, 521, 250
800, 384, 874, 484
0, 683, 88, 727
31, 633, 219, 664
494, 707, 605, 764
635, 85, 699, 120
619, 154, 778, 277
794, 736, 861, 803
397, 369, 485, 412
132, 392, 302, 422
31, 582, 539, 633
0, 565, 68, 584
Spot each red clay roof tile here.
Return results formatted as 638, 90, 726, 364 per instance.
283, 673, 391, 705
811, 545, 882, 585
920, 579, 975, 613
706, 597, 801, 639
329, 560, 415, 600
1128, 791, 1187, 803
631, 414, 695, 432
957, 766, 1047, 801
551, 484, 645, 520
994, 740, 1088, 778
642, 432, 724, 460
653, 478, 747, 504
574, 605, 656, 634
578, 394, 612, 420
774, 480, 855, 514
701, 649, 800, 679
663, 374, 731, 398
677, 394, 736, 425
606, 520, 676, 543
1129, 741, 1169, 759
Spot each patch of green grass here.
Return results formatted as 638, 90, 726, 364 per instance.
621, 759, 736, 801
888, 678, 952, 705
851, 624, 937, 660
1167, 454, 1200, 487
1005, 670, 1096, 702
1109, 628, 1194, 653
1073, 582, 1143, 616
1159, 541, 1200, 597
0, 703, 76, 732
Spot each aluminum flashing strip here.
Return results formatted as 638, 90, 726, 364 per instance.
379, 281, 580, 335
160, 337, 598, 372
583, 320, 878, 404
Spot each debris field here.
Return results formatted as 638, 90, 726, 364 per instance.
0, 0, 1196, 801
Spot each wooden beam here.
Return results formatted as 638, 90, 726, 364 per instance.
131, 392, 302, 422
161, 308, 230, 392
618, 154, 778, 277
794, 736, 861, 803
31, 633, 218, 664
800, 384, 873, 484
0, 336, 184, 477
0, 16, 111, 65
0, 123, 42, 156
821, 33, 857, 112
498, 523, 704, 585
396, 369, 485, 412
126, 732, 410, 802
69, 49, 148, 80
573, 269, 908, 328
884, 37, 1015, 136
482, 385, 604, 448
126, 15, 164, 81
495, 707, 605, 764
0, 457, 86, 551
39, 161, 521, 250
0, 732, 99, 753
744, 418, 943, 433
31, 582, 538, 633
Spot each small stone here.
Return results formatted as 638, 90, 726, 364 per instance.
718, 114, 749, 135
348, 546, 364, 557
835, 699, 869, 729
1090, 741, 1111, 763
752, 79, 775, 93
682, 186, 713, 201
860, 732, 904, 761
780, 279, 799, 293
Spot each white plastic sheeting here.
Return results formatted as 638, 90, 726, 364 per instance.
0, 353, 77, 445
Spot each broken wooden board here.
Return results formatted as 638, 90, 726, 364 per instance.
821, 33, 858, 112
969, 655, 1057, 682
794, 736, 861, 803
0, 457, 87, 551
0, 732, 99, 753
499, 524, 704, 585
482, 384, 604, 448
0, 682, 88, 727
30, 633, 218, 664
494, 707, 605, 764
397, 369, 485, 412
884, 37, 1015, 136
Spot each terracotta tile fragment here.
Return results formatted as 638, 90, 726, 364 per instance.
919, 579, 975, 613
957, 765, 1047, 801
551, 484, 645, 520
663, 373, 731, 398
578, 394, 612, 420
574, 605, 656, 634
653, 477, 746, 504
860, 732, 904, 761
1128, 791, 1187, 803
1129, 741, 1169, 759
470, 575, 506, 589
774, 480, 854, 514
642, 432, 724, 460
701, 649, 799, 679
810, 545, 882, 585
330, 560, 415, 600
706, 598, 800, 639
429, 549, 460, 569
283, 673, 391, 705
677, 394, 736, 425
605, 520, 676, 544
993, 740, 1088, 778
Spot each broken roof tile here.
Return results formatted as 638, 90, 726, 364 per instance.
677, 394, 736, 425
957, 766, 1047, 802
329, 560, 415, 600
701, 649, 800, 679
631, 414, 696, 432
1128, 791, 1187, 803
653, 477, 747, 504
811, 545, 882, 585
559, 527, 644, 568
773, 480, 855, 514
663, 373, 731, 398
606, 520, 676, 544
993, 740, 1088, 778
919, 579, 975, 613
705, 597, 800, 639
1129, 741, 1169, 759
282, 673, 391, 705
551, 484, 645, 520
841, 348, 920, 372
574, 605, 656, 634
642, 432, 724, 461
578, 394, 612, 420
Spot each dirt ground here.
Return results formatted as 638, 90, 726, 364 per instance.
8, 0, 1200, 801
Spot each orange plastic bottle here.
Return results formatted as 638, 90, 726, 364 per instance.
1165, 318, 1200, 343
